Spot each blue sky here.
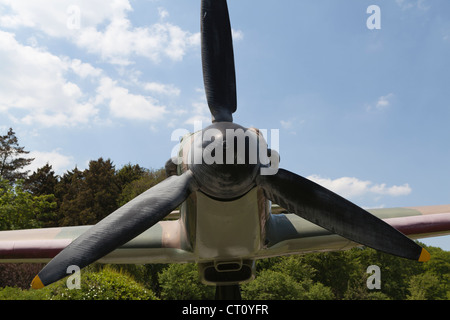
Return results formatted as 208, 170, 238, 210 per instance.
0, 0, 449, 249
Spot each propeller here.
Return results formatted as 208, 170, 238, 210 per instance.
32, 0, 429, 290
201, 0, 237, 122
196, 0, 430, 263
31, 171, 197, 289
256, 169, 430, 262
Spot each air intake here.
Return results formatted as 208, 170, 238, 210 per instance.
198, 259, 255, 285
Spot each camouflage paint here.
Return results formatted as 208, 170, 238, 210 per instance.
1, 201, 449, 264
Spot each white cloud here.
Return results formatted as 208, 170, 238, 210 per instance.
0, 4, 206, 130
158, 7, 169, 20
182, 88, 211, 126
366, 93, 395, 111
232, 29, 244, 41
143, 82, 180, 96
0, 30, 99, 127
26, 150, 75, 175
280, 120, 293, 129
280, 118, 304, 134
68, 58, 103, 79
0, 1, 200, 65
95, 77, 166, 121
0, 0, 132, 37
375, 93, 394, 110
396, 0, 430, 11
77, 18, 199, 65
184, 102, 211, 126
307, 175, 412, 200
0, 29, 182, 127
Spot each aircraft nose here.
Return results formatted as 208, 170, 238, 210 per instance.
187, 122, 261, 200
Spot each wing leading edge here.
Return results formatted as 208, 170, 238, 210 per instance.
0, 216, 196, 264
0, 205, 449, 264
260, 204, 450, 259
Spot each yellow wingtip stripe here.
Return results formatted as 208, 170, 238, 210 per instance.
31, 275, 45, 289
418, 248, 431, 262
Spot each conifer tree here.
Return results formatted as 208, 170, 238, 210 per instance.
0, 128, 34, 183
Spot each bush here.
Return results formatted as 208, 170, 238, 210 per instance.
0, 263, 45, 289
0, 286, 50, 300
0, 265, 157, 300
242, 270, 304, 300
158, 263, 214, 300
50, 265, 158, 300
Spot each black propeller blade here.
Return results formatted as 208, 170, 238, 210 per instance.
201, 0, 237, 122
31, 171, 197, 288
256, 168, 430, 262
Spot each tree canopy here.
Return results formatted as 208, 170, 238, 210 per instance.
0, 128, 34, 183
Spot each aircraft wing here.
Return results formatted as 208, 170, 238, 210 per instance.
260, 204, 450, 258
0, 213, 197, 264
0, 205, 449, 264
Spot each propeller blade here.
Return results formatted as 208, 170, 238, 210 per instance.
31, 171, 197, 289
256, 169, 430, 262
201, 0, 237, 122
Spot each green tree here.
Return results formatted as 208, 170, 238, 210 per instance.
0, 128, 34, 183
24, 163, 59, 197
243, 256, 335, 300
108, 263, 168, 296
23, 164, 60, 227
271, 255, 317, 283
115, 163, 148, 190
82, 158, 120, 222
299, 251, 361, 299
407, 246, 450, 300
57, 167, 85, 226
158, 263, 214, 300
59, 158, 120, 226
422, 246, 450, 287
346, 247, 424, 300
117, 167, 166, 206
407, 273, 444, 300
242, 270, 304, 300
0, 179, 56, 230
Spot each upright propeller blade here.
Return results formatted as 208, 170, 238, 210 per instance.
31, 171, 197, 289
201, 0, 237, 122
256, 169, 430, 262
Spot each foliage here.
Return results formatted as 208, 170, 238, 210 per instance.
407, 246, 449, 300
0, 179, 57, 230
242, 270, 304, 300
108, 263, 168, 296
58, 158, 121, 226
50, 265, 158, 300
0, 263, 45, 289
117, 167, 166, 206
23, 163, 59, 197
0, 128, 34, 183
0, 247, 449, 300
0, 285, 50, 300
0, 265, 158, 300
158, 263, 214, 300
